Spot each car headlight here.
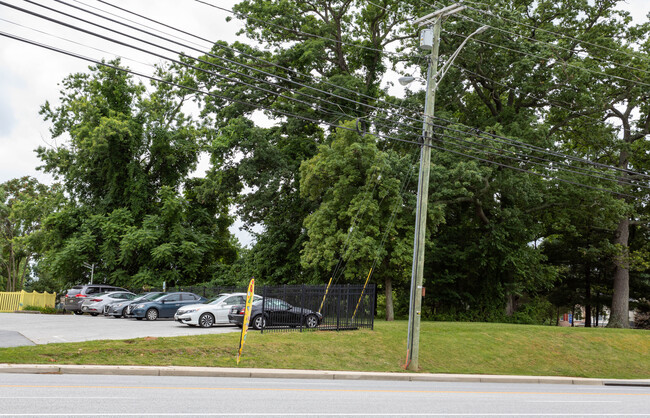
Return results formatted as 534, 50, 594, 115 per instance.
179, 308, 199, 314
135, 304, 146, 309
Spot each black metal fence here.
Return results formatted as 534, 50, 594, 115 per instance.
259, 284, 375, 333
151, 283, 376, 333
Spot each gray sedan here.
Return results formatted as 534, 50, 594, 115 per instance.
80, 291, 136, 316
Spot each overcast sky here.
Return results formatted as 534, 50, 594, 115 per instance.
1, 0, 649, 246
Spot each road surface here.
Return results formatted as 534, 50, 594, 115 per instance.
1, 373, 649, 417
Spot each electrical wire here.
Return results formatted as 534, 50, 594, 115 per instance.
35, 0, 431, 144
56, 0, 650, 185
460, 0, 650, 65
192, 0, 410, 58
2, 3, 647, 198
443, 29, 650, 89
453, 13, 650, 79
64, 0, 650, 188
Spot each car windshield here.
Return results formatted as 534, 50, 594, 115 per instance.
142, 292, 166, 301
207, 294, 229, 305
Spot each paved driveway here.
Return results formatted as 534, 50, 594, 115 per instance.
0, 313, 239, 347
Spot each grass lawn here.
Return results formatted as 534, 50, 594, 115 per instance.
0, 321, 648, 379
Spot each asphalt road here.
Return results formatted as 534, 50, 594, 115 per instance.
0, 312, 240, 347
1, 373, 649, 417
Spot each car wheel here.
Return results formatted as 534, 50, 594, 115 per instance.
305, 314, 319, 328
145, 308, 159, 321
199, 313, 215, 328
252, 315, 266, 330
73, 310, 83, 315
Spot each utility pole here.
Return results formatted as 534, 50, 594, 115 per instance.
405, 3, 487, 371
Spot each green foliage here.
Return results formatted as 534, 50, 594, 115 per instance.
0, 177, 60, 291
21, 305, 61, 315
36, 60, 236, 290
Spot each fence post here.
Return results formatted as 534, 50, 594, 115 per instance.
336, 286, 341, 331
261, 286, 267, 334
299, 284, 305, 332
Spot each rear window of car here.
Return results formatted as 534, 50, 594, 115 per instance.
66, 286, 83, 296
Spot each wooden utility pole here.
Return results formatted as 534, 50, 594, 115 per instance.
406, 3, 488, 371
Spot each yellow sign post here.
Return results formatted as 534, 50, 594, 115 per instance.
236, 278, 255, 365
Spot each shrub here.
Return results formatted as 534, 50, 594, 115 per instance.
634, 299, 650, 330
21, 305, 62, 314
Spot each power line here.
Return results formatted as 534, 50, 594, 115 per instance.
9, 0, 421, 142
76, 0, 650, 187
192, 0, 410, 58
460, 0, 650, 66
2, 4, 647, 199
455, 13, 650, 79
443, 29, 650, 89
435, 127, 650, 192
0, 16, 153, 69
39, 0, 429, 142
430, 137, 640, 200
429, 115, 650, 181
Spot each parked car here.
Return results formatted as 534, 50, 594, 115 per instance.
130, 292, 206, 321
62, 284, 129, 315
107, 292, 166, 318
228, 298, 322, 330
174, 293, 262, 328
79, 291, 136, 316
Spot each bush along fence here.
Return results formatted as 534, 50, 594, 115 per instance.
0, 290, 56, 312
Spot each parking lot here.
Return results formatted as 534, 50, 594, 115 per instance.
0, 313, 240, 347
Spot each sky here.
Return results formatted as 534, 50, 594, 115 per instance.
1, 0, 649, 246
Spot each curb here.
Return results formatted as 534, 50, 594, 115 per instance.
2, 363, 649, 386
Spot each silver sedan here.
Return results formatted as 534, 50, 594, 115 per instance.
80, 291, 136, 316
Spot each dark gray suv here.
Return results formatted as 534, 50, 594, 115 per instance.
62, 284, 128, 314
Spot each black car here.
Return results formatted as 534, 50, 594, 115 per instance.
62, 284, 129, 314
228, 298, 322, 330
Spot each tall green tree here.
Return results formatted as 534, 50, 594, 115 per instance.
0, 177, 58, 291
194, 0, 426, 285
300, 122, 417, 319
37, 60, 236, 289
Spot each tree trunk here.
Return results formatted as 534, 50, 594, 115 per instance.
19, 255, 30, 290
505, 294, 518, 316
384, 276, 394, 321
608, 216, 630, 328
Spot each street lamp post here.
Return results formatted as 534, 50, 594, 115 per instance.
405, 4, 488, 371
83, 262, 95, 284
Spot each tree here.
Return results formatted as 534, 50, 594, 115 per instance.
300, 122, 416, 319
405, 0, 650, 323
0, 177, 57, 291
192, 0, 426, 286
37, 60, 236, 289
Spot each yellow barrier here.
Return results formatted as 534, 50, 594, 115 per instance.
0, 290, 56, 312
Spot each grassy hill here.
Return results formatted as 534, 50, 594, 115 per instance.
0, 321, 648, 379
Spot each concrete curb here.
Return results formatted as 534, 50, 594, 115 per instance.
2, 363, 649, 386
